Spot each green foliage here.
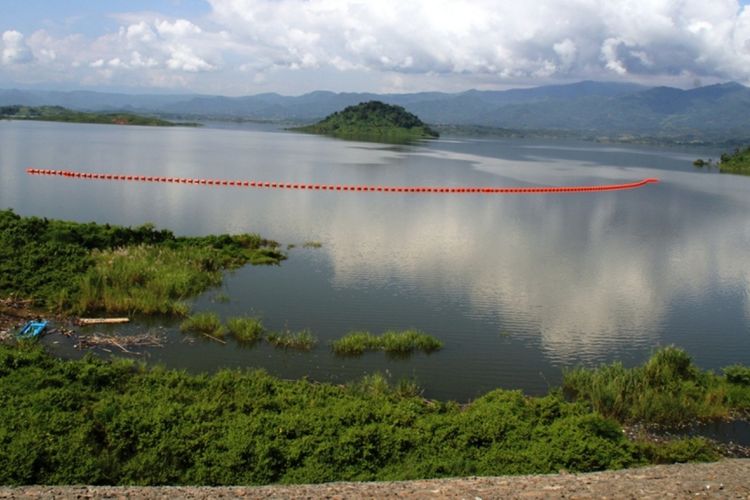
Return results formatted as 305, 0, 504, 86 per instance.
724, 365, 750, 386
0, 210, 284, 314
180, 312, 226, 337
266, 329, 317, 350
563, 346, 742, 425
717, 146, 750, 175
332, 331, 380, 355
227, 316, 265, 343
634, 438, 719, 464
292, 101, 439, 143
0, 105, 198, 127
0, 344, 653, 486
332, 330, 443, 356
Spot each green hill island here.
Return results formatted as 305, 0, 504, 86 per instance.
291, 101, 439, 143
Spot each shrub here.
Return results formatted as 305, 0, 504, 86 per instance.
724, 365, 750, 386
0, 344, 730, 486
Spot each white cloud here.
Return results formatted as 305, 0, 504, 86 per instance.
2, 1, 750, 92
204, 0, 750, 84
165, 45, 214, 72
156, 19, 203, 37
2, 30, 33, 64
130, 51, 158, 68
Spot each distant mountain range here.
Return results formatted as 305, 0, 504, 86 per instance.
2, 81, 749, 141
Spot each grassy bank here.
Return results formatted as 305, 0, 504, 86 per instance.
0, 210, 284, 315
0, 343, 732, 486
563, 346, 750, 426
332, 330, 443, 356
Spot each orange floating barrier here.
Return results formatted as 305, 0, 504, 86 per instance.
26, 168, 659, 195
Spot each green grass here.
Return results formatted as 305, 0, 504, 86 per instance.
332, 329, 443, 356
75, 245, 225, 315
227, 316, 265, 343
563, 346, 750, 426
331, 331, 380, 355
0, 209, 285, 315
179, 312, 226, 338
266, 329, 317, 350
0, 343, 725, 486
302, 241, 322, 249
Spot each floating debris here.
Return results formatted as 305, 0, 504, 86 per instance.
75, 332, 165, 354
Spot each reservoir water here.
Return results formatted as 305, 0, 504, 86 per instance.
2, 120, 749, 401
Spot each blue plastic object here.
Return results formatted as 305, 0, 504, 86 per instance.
16, 320, 48, 339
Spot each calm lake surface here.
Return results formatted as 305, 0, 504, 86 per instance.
2, 120, 749, 401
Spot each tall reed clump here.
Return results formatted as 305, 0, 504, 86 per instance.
562, 346, 750, 426
75, 245, 222, 315
180, 312, 226, 338
227, 316, 265, 343
266, 329, 317, 350
332, 329, 443, 356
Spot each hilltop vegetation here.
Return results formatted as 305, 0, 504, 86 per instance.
292, 101, 439, 143
0, 210, 283, 314
0, 105, 197, 127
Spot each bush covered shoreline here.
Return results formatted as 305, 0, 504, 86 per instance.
0, 343, 747, 485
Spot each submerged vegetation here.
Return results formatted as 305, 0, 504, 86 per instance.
291, 101, 439, 143
0, 105, 197, 127
0, 209, 284, 315
0, 343, 733, 486
266, 329, 318, 350
332, 329, 443, 356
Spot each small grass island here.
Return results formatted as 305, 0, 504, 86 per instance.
291, 100, 439, 143
0, 105, 198, 127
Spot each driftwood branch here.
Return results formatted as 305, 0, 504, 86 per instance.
78, 318, 130, 325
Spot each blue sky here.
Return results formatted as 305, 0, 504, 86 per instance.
1, 0, 749, 95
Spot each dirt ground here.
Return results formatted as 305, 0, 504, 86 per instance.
1, 459, 749, 499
